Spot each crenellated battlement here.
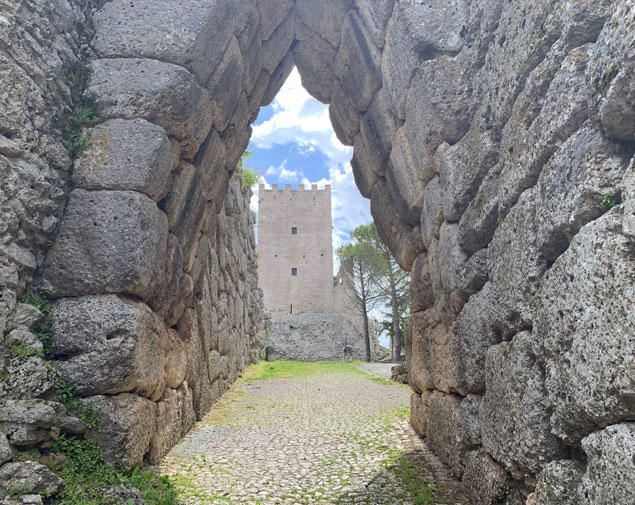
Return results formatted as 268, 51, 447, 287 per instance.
259, 183, 331, 192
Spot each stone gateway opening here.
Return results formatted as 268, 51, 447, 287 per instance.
0, 0, 633, 504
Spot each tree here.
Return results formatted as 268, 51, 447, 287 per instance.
336, 227, 384, 362
364, 224, 410, 362
338, 223, 410, 363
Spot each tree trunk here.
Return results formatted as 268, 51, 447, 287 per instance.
389, 270, 402, 362
360, 270, 371, 362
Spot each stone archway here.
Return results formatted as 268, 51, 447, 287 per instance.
1, 0, 634, 503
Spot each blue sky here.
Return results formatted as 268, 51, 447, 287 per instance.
246, 68, 372, 269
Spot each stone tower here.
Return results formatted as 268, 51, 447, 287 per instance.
257, 183, 334, 314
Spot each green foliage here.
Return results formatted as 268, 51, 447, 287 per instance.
54, 380, 101, 430
21, 290, 52, 314
67, 131, 91, 158
20, 290, 55, 357
391, 455, 437, 505
601, 193, 618, 208
49, 436, 178, 505
598, 63, 619, 91
237, 149, 254, 171
241, 167, 260, 190
245, 361, 364, 382
6, 340, 43, 360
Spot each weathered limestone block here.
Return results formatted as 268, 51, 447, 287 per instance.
385, 128, 425, 225
410, 390, 431, 436
5, 327, 43, 355
439, 121, 499, 223
334, 11, 382, 111
460, 395, 482, 447
73, 119, 173, 201
588, 1, 635, 141
536, 209, 635, 443
44, 190, 168, 301
88, 58, 213, 159
50, 295, 167, 401
102, 485, 148, 505
164, 329, 187, 390
257, 0, 292, 41
420, 176, 444, 250
481, 332, 565, 481
233, 0, 262, 94
496, 44, 594, 211
161, 162, 211, 269
533, 124, 630, 262
0, 433, 15, 465
404, 55, 474, 190
397, 0, 469, 56
146, 384, 196, 464
93, 0, 232, 85
533, 460, 585, 505
351, 88, 399, 196
329, 79, 360, 146
293, 27, 338, 104
261, 8, 294, 72
296, 0, 353, 48
0, 461, 63, 496
86, 393, 157, 469
462, 450, 511, 505
262, 52, 295, 107
354, 0, 394, 48
410, 252, 435, 313
205, 37, 243, 132
0, 400, 65, 428
0, 355, 57, 400
9, 303, 42, 329
426, 391, 471, 478
578, 423, 635, 504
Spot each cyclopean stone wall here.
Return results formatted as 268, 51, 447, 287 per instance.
0, 0, 633, 503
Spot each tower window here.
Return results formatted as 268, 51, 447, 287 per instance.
291, 268, 297, 276
291, 227, 297, 234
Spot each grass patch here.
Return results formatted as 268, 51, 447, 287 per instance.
48, 436, 178, 505
243, 361, 364, 382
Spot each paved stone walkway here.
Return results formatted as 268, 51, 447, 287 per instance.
160, 363, 466, 505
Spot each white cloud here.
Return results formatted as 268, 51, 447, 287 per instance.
251, 67, 372, 273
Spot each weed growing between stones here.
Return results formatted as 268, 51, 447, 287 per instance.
53, 379, 101, 430
20, 289, 55, 357
48, 436, 178, 505
6, 339, 43, 359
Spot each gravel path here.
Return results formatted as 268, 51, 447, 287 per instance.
160, 363, 465, 505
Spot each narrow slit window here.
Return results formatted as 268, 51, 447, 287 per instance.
291, 268, 297, 276
291, 227, 297, 234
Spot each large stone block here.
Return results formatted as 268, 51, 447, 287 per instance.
293, 28, 338, 104
257, 0, 292, 41
354, 0, 394, 48
334, 11, 382, 111
329, 79, 360, 146
588, 1, 635, 141
92, 0, 232, 85
261, 9, 294, 72
295, 0, 353, 48
404, 55, 474, 189
146, 384, 196, 464
205, 37, 244, 132
533, 460, 585, 505
0, 461, 64, 496
536, 209, 635, 443
262, 51, 295, 107
50, 295, 168, 401
410, 390, 431, 436
385, 127, 425, 225
86, 393, 156, 469
481, 332, 565, 480
578, 423, 635, 504
88, 58, 213, 159
72, 119, 173, 201
44, 190, 168, 300
426, 391, 471, 478
462, 450, 511, 505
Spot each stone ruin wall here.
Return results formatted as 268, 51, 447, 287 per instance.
0, 0, 633, 503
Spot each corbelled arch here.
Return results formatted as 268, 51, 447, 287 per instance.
2, 0, 633, 503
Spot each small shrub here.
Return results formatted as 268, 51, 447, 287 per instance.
21, 290, 52, 314
54, 380, 101, 430
7, 340, 44, 360
50, 436, 178, 505
601, 193, 618, 208
241, 168, 260, 191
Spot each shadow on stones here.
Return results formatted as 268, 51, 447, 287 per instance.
334, 449, 466, 505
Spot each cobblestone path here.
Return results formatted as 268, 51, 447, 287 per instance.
160, 362, 466, 505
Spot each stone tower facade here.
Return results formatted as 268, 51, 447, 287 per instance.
258, 183, 334, 314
